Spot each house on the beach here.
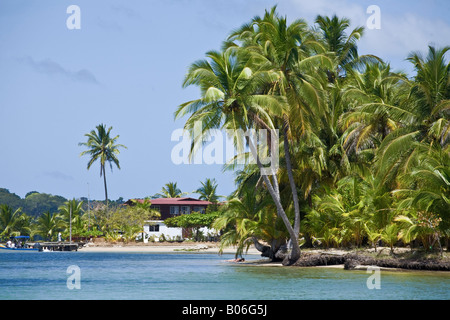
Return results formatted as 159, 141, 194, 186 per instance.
125, 197, 213, 241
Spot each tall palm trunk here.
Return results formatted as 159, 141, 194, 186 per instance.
102, 164, 108, 208
247, 136, 301, 265
283, 118, 301, 236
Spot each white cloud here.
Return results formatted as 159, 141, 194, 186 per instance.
43, 171, 74, 181
278, 0, 367, 26
277, 0, 450, 74
20, 56, 99, 84
361, 11, 450, 56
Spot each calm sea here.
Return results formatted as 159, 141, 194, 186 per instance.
0, 251, 449, 300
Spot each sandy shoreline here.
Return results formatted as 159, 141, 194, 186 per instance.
79, 242, 262, 255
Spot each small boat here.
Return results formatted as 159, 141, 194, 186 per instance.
0, 236, 40, 252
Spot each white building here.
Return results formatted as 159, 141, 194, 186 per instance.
126, 197, 217, 242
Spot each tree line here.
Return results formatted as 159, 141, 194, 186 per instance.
0, 179, 222, 242
0, 190, 140, 242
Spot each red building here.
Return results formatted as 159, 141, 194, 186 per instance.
125, 197, 211, 220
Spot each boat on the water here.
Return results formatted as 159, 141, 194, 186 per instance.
0, 236, 39, 252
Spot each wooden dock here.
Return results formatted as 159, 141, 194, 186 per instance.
37, 242, 81, 252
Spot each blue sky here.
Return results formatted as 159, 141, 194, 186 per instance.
0, 0, 449, 201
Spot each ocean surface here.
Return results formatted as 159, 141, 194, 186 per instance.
0, 250, 449, 300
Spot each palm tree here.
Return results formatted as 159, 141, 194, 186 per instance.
314, 14, 381, 81
35, 211, 65, 241
153, 182, 187, 198
364, 221, 381, 252
176, 33, 305, 263
59, 199, 84, 221
373, 46, 449, 189
182, 6, 334, 263
0, 204, 22, 238
213, 187, 286, 260
194, 178, 221, 203
380, 223, 399, 254
395, 210, 444, 254
406, 46, 450, 122
393, 142, 449, 250
79, 124, 127, 207
59, 199, 84, 238
340, 62, 410, 156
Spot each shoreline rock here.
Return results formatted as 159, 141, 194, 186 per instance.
292, 251, 450, 271
342, 253, 450, 271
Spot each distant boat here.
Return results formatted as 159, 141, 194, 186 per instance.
0, 236, 39, 252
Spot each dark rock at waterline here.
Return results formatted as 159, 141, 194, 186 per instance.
294, 253, 346, 267
343, 253, 450, 271
292, 252, 346, 267
291, 252, 450, 271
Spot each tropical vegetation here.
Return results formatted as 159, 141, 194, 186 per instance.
176, 7, 449, 263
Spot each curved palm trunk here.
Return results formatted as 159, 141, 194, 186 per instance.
247, 137, 301, 265
252, 237, 285, 261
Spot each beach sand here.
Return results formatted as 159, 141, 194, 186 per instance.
79, 241, 262, 255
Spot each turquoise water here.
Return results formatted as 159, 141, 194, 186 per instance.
0, 251, 449, 300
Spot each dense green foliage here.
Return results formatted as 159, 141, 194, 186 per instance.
178, 7, 449, 259
0, 189, 130, 242
165, 211, 221, 241
0, 189, 66, 217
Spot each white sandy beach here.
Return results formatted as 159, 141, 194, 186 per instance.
79, 242, 262, 255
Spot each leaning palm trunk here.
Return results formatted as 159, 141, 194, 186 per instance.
252, 237, 286, 261
247, 135, 301, 264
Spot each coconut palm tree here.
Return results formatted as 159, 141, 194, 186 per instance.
393, 142, 449, 250
194, 178, 221, 203
222, 7, 336, 263
380, 223, 399, 254
79, 124, 127, 207
35, 211, 65, 241
340, 62, 410, 156
59, 199, 84, 221
0, 204, 22, 238
314, 14, 381, 81
153, 182, 187, 198
407, 46, 450, 121
59, 199, 84, 238
213, 186, 286, 260
175, 36, 307, 260
373, 46, 449, 189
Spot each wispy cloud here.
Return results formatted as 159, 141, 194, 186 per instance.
110, 4, 141, 19
279, 0, 450, 73
95, 4, 141, 32
20, 56, 99, 84
43, 171, 74, 181
96, 17, 123, 32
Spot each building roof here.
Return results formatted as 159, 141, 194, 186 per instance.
126, 197, 211, 206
